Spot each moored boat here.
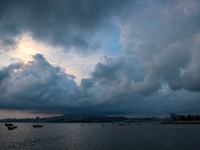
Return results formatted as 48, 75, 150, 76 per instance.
7, 126, 15, 130
118, 123, 126, 126
5, 123, 14, 127
33, 124, 43, 128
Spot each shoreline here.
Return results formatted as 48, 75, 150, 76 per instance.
161, 121, 200, 124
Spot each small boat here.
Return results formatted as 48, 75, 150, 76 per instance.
14, 126, 17, 128
118, 124, 126, 126
7, 126, 15, 130
5, 123, 14, 127
33, 124, 43, 128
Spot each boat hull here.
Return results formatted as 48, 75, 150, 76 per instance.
5, 123, 14, 127
7, 126, 15, 130
33, 125, 43, 128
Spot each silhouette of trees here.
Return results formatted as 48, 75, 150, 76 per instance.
180, 115, 185, 121
173, 114, 200, 121
186, 114, 192, 120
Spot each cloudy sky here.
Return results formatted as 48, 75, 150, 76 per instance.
0, 0, 200, 119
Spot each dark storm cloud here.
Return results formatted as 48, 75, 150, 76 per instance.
0, 63, 22, 84
0, 0, 132, 52
0, 53, 200, 116
0, 54, 77, 113
119, 0, 200, 94
0, 53, 156, 114
0, 54, 137, 115
83, 55, 200, 116
1, 0, 200, 116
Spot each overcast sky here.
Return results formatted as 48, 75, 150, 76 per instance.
0, 0, 200, 119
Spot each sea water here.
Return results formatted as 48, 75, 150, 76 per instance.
0, 122, 200, 150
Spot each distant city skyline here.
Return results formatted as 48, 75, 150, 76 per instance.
1, 0, 200, 118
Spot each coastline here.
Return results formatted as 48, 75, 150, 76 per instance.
161, 121, 200, 124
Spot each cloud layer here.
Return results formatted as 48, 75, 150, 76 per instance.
0, 53, 200, 116
0, 0, 131, 52
0, 0, 200, 117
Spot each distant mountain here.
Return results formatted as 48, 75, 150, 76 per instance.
0, 114, 164, 123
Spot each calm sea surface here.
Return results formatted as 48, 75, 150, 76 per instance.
0, 122, 200, 150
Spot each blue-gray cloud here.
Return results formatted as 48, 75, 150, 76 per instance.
0, 0, 132, 52
0, 53, 200, 116
1, 0, 200, 116
119, 0, 200, 95
0, 54, 77, 112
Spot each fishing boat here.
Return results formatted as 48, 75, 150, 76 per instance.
33, 117, 43, 127
7, 125, 17, 130
118, 123, 126, 126
7, 126, 15, 130
33, 124, 43, 128
5, 123, 14, 127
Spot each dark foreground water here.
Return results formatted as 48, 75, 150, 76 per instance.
1, 122, 200, 150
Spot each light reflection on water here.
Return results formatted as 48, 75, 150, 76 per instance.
1, 123, 200, 150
